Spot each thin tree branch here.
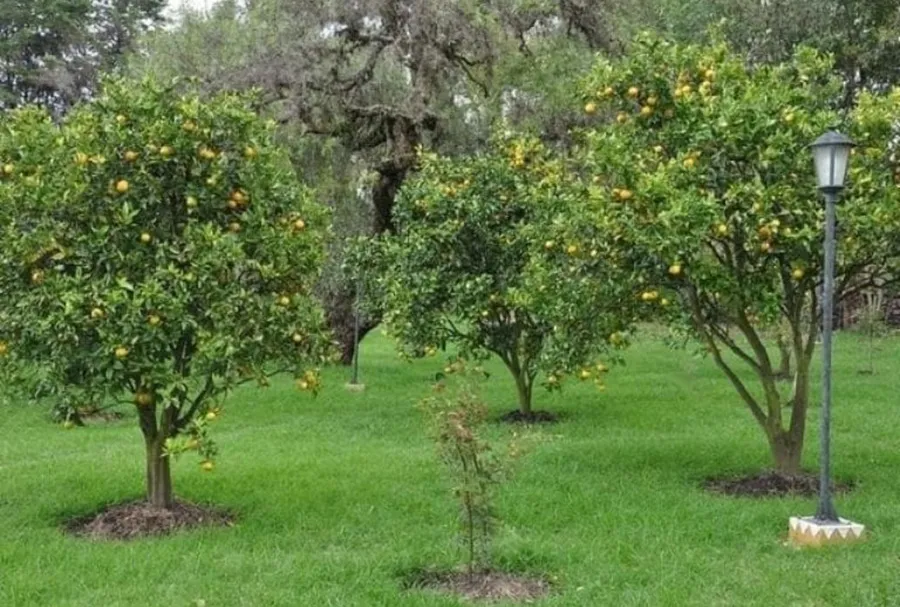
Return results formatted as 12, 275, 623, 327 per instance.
176, 374, 216, 429
687, 286, 767, 427
734, 310, 775, 377
706, 321, 764, 374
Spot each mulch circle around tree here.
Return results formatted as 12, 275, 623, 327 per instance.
79, 409, 125, 423
703, 471, 854, 498
60, 408, 125, 426
498, 410, 559, 424
404, 569, 551, 603
64, 500, 233, 540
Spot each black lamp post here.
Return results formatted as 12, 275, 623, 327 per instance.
347, 280, 365, 391
351, 282, 362, 385
810, 131, 854, 523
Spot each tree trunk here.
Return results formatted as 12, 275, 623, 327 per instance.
327, 299, 378, 365
776, 333, 792, 380
145, 435, 174, 509
372, 163, 407, 235
768, 352, 811, 475
320, 278, 379, 365
689, 288, 814, 477
758, 367, 800, 474
512, 370, 533, 416
768, 430, 803, 475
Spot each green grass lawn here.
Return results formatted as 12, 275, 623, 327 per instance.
1, 329, 900, 606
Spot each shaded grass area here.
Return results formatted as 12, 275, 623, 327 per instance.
1, 330, 900, 606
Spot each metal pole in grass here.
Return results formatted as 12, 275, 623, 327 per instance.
788, 131, 864, 546
347, 279, 365, 391
817, 187, 840, 522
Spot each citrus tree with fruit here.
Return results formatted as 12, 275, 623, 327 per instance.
578, 35, 900, 473
372, 136, 642, 419
0, 78, 332, 509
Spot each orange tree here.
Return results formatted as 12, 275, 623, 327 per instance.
0, 79, 332, 509
577, 36, 900, 473
369, 137, 643, 420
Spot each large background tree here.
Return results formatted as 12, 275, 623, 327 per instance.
577, 36, 900, 473
0, 0, 164, 112
0, 78, 331, 509
129, 0, 621, 364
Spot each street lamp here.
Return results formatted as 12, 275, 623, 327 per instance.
346, 280, 366, 392
811, 131, 853, 195
789, 131, 865, 546
810, 131, 853, 523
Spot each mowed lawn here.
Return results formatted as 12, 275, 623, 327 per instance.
1, 330, 900, 607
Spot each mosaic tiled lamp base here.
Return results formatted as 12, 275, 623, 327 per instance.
789, 516, 865, 547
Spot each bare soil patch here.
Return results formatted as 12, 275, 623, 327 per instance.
405, 569, 550, 603
704, 471, 853, 498
64, 500, 233, 540
498, 410, 559, 424
78, 408, 124, 423
57, 406, 124, 426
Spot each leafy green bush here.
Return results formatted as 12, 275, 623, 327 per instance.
371, 136, 642, 417
419, 366, 524, 573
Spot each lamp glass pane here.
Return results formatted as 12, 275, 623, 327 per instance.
813, 144, 835, 188
830, 145, 851, 188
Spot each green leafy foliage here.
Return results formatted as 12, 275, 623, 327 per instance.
576, 34, 900, 471
0, 77, 333, 505
371, 136, 642, 415
622, 0, 900, 105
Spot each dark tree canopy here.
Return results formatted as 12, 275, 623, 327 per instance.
626, 0, 900, 105
136, 0, 620, 230
0, 0, 164, 112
